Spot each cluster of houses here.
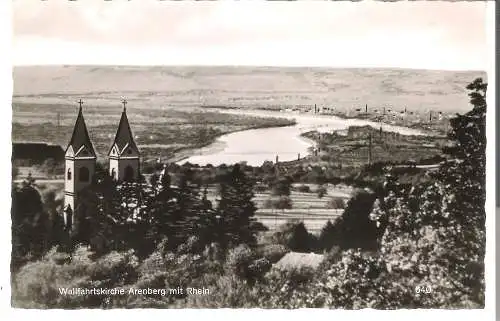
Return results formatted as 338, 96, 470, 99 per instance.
278, 104, 448, 123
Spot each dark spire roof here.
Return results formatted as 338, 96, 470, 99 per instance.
67, 106, 96, 157
110, 108, 139, 155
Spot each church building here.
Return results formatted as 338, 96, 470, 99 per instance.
63, 100, 140, 228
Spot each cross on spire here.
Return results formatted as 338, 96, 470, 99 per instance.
77, 99, 84, 109
121, 98, 127, 111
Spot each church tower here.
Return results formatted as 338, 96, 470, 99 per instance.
108, 100, 140, 182
64, 100, 96, 229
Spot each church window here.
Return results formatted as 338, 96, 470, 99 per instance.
79, 167, 90, 182
67, 168, 72, 180
111, 168, 117, 180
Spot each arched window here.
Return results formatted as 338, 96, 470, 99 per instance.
124, 165, 134, 181
79, 167, 90, 182
67, 168, 72, 180
111, 168, 117, 180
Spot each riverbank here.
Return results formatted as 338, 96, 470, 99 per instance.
168, 121, 298, 164
202, 105, 450, 136
179, 108, 436, 166
12, 102, 297, 164
328, 111, 449, 137
300, 125, 448, 168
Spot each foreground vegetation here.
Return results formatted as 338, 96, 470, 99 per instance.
11, 78, 486, 308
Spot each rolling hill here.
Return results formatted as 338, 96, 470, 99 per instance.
13, 65, 486, 113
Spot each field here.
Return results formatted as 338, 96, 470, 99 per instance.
205, 183, 352, 234
25, 180, 350, 235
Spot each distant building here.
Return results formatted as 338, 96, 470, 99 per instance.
12, 142, 64, 166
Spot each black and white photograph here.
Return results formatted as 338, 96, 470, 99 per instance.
7, 0, 494, 312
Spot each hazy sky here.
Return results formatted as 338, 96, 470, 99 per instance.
13, 0, 490, 70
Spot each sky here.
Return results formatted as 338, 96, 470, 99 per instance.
12, 0, 490, 70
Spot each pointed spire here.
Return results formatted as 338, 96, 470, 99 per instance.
109, 103, 139, 156
66, 100, 96, 157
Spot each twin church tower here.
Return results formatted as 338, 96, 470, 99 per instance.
64, 100, 141, 222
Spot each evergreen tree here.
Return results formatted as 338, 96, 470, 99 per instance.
334, 189, 378, 251
196, 186, 217, 247
169, 167, 204, 250
317, 220, 337, 252
11, 179, 50, 269
216, 164, 258, 250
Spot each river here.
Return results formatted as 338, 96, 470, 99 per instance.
178, 109, 429, 166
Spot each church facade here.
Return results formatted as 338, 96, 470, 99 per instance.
63, 101, 140, 228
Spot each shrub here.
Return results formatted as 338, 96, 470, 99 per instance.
248, 258, 271, 279
225, 244, 270, 283
177, 235, 203, 255
254, 184, 268, 192
263, 198, 274, 208
225, 244, 254, 278
316, 185, 327, 198
12, 246, 140, 308
274, 196, 292, 210
258, 244, 290, 263
172, 274, 255, 308
264, 196, 293, 210
272, 221, 317, 253
270, 176, 292, 196
297, 185, 311, 193
326, 196, 345, 209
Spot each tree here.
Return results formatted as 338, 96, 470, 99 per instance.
11, 180, 51, 269
216, 164, 259, 250
270, 176, 292, 196
274, 196, 293, 212
317, 220, 337, 252
194, 186, 218, 249
316, 185, 327, 198
38, 158, 63, 177
40, 187, 65, 249
304, 78, 488, 309
148, 171, 177, 251
326, 196, 345, 209
170, 168, 204, 249
272, 221, 316, 253
334, 189, 378, 251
